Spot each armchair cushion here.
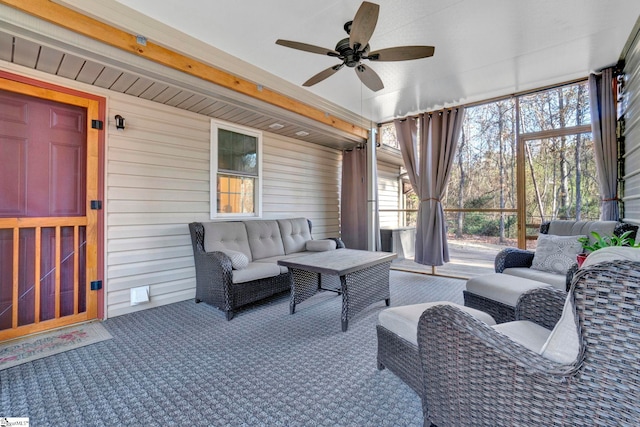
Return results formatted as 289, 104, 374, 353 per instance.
540, 292, 579, 363
531, 234, 584, 274
492, 320, 551, 353
378, 302, 496, 346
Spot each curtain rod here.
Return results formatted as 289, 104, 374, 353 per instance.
378, 76, 589, 126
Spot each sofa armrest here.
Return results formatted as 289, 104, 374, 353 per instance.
515, 287, 565, 329
325, 237, 346, 249
494, 247, 535, 273
192, 248, 234, 311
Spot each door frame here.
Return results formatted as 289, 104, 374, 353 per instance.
0, 70, 105, 338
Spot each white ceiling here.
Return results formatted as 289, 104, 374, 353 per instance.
103, 1, 639, 123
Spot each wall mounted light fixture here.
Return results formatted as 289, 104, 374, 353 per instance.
115, 115, 125, 131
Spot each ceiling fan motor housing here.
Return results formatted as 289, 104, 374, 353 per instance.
335, 37, 369, 67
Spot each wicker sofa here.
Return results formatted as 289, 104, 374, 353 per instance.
463, 220, 638, 323
417, 258, 640, 426
188, 218, 344, 320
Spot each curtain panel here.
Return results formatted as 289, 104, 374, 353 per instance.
589, 68, 620, 221
394, 107, 465, 266
341, 147, 368, 250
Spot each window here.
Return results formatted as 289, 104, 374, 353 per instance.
211, 120, 262, 218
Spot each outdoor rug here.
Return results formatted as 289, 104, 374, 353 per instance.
1, 271, 465, 426
0, 321, 112, 371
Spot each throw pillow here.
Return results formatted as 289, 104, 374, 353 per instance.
222, 250, 249, 270
305, 239, 337, 252
530, 234, 584, 274
540, 292, 580, 363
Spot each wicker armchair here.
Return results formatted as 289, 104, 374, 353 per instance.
418, 260, 640, 427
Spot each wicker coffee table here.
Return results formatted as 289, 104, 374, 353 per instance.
278, 249, 396, 331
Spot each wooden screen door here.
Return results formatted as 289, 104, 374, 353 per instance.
0, 78, 100, 341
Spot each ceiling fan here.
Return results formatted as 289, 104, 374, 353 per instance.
275, 1, 434, 92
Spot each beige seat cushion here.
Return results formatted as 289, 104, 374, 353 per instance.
466, 273, 553, 307
502, 267, 566, 290
231, 262, 282, 284
378, 302, 496, 346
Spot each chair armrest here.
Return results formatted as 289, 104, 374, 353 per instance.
494, 247, 535, 273
418, 305, 575, 375
417, 305, 579, 425
515, 287, 566, 329
565, 262, 579, 292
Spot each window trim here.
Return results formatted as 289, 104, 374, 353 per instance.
210, 119, 262, 219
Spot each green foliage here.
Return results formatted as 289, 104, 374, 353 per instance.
578, 230, 636, 253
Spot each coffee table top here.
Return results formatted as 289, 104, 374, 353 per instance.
277, 249, 396, 276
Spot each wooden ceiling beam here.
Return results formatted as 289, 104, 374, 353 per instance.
0, 0, 368, 140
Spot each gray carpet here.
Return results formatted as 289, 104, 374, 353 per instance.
0, 271, 465, 426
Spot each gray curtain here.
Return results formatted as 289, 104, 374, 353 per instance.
341, 146, 368, 249
394, 108, 465, 266
589, 68, 620, 221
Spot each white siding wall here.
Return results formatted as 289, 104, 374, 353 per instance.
623, 26, 640, 224
377, 161, 402, 228
106, 95, 343, 317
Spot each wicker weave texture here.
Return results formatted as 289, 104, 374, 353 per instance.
342, 261, 391, 329
418, 260, 640, 426
462, 291, 515, 324
376, 325, 422, 396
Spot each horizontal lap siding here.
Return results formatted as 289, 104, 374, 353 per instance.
107, 95, 343, 317
106, 96, 210, 317
623, 27, 640, 225
262, 133, 342, 238
377, 161, 401, 228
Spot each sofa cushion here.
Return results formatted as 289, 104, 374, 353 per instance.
378, 302, 496, 346
202, 221, 253, 261
277, 218, 312, 254
466, 273, 553, 306
231, 262, 283, 284
502, 268, 566, 290
492, 320, 551, 353
530, 234, 584, 275
222, 250, 249, 270
244, 220, 286, 260
547, 220, 617, 241
254, 252, 311, 274
306, 239, 337, 252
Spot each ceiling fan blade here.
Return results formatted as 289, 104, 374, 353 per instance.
303, 64, 344, 87
355, 64, 384, 92
349, 1, 379, 50
276, 39, 339, 57
367, 46, 435, 61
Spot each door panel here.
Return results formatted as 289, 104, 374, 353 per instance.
0, 79, 99, 340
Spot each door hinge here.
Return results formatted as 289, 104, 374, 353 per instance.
90, 280, 102, 291
91, 120, 103, 130
90, 200, 102, 210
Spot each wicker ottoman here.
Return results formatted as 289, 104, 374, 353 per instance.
463, 273, 553, 323
376, 302, 495, 396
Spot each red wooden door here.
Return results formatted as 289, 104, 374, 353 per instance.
0, 81, 100, 340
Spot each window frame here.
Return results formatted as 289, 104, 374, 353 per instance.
210, 119, 262, 219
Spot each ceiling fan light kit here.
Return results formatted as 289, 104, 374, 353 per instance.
275, 1, 434, 92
